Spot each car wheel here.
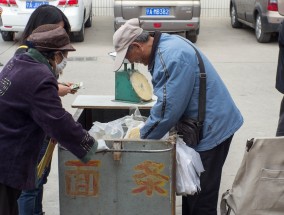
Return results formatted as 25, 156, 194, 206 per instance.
70, 22, 85, 42
114, 22, 117, 32
85, 6, 92, 28
186, 31, 198, 43
255, 14, 271, 43
1, 31, 14, 41
230, 4, 242, 28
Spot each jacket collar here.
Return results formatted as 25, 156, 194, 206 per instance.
148, 31, 162, 72
26, 48, 56, 77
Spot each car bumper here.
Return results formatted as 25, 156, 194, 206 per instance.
263, 11, 284, 33
0, 8, 31, 32
0, 6, 83, 33
114, 17, 200, 33
61, 6, 83, 32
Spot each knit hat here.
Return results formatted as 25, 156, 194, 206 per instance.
27, 24, 75, 52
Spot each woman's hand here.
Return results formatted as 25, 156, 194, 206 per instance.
58, 82, 77, 97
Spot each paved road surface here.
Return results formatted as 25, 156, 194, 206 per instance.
0, 16, 281, 215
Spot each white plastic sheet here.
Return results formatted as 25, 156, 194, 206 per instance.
88, 107, 145, 140
96, 139, 109, 152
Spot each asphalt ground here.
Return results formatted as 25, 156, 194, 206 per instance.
0, 16, 281, 215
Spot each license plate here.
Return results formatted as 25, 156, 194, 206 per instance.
146, 8, 170, 16
26, 1, 49, 9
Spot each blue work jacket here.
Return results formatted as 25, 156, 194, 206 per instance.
140, 33, 243, 152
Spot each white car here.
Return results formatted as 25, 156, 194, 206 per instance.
0, 0, 92, 42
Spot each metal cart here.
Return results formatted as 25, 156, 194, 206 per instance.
58, 95, 176, 215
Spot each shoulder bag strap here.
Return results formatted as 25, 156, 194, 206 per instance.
188, 43, 206, 125
176, 35, 206, 127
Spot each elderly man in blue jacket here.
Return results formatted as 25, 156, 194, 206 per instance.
113, 18, 243, 215
0, 24, 99, 215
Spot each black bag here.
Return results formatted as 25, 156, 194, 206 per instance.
176, 118, 203, 146
175, 39, 206, 146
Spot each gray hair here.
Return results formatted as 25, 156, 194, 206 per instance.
128, 30, 150, 52
134, 30, 150, 43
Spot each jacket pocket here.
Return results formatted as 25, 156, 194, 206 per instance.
252, 168, 284, 211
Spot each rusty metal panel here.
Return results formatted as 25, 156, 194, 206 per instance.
58, 139, 176, 215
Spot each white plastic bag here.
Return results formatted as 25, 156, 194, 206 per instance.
96, 139, 109, 152
176, 137, 204, 196
88, 107, 146, 140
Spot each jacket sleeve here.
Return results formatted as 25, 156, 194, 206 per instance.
30, 75, 97, 163
140, 49, 198, 139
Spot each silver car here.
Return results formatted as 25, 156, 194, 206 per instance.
114, 0, 201, 43
230, 0, 284, 43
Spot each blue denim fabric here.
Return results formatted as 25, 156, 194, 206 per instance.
18, 138, 50, 215
18, 186, 42, 215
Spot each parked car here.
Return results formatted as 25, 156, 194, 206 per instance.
230, 0, 284, 43
113, 0, 201, 43
0, 0, 92, 42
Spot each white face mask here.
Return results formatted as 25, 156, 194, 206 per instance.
55, 53, 67, 76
